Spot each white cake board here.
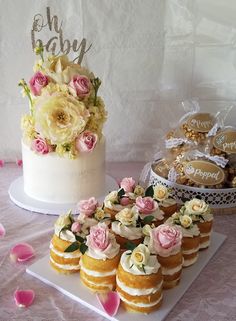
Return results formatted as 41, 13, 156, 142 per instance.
8, 175, 118, 215
26, 232, 226, 321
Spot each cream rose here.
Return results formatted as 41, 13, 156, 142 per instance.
104, 191, 119, 204
115, 207, 139, 226
55, 212, 72, 229
131, 244, 150, 267
183, 198, 209, 216
134, 185, 145, 197
35, 93, 89, 145
94, 207, 106, 221
153, 184, 169, 202
180, 215, 192, 228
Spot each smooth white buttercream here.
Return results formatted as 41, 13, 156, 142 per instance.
160, 198, 177, 207
139, 208, 164, 221
112, 221, 143, 240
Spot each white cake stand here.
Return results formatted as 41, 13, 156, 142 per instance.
8, 175, 118, 215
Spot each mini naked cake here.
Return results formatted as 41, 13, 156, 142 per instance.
50, 212, 84, 274
180, 198, 213, 249
135, 196, 164, 227
144, 224, 183, 289
153, 184, 177, 218
116, 244, 163, 313
166, 213, 200, 267
111, 207, 143, 249
103, 177, 145, 220
80, 223, 120, 292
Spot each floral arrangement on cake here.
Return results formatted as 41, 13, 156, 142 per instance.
19, 46, 107, 159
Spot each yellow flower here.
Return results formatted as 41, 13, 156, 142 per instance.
21, 114, 35, 130
134, 185, 145, 197
153, 184, 169, 201
86, 97, 107, 137
94, 208, 105, 220
131, 244, 150, 267
180, 215, 192, 228
34, 93, 89, 145
115, 208, 138, 226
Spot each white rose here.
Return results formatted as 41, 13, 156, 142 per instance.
94, 207, 105, 220
55, 212, 72, 228
115, 207, 138, 226
142, 224, 152, 236
180, 215, 192, 228
104, 191, 119, 204
184, 198, 209, 216
131, 244, 150, 267
153, 184, 169, 201
134, 185, 145, 197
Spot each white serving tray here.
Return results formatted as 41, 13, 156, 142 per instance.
26, 231, 226, 321
8, 175, 118, 215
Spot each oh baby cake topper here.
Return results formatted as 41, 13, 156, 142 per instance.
31, 7, 92, 64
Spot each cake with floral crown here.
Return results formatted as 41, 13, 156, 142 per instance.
116, 244, 163, 313
144, 224, 183, 289
19, 47, 107, 203
180, 198, 213, 249
135, 195, 164, 227
153, 184, 178, 218
80, 223, 121, 292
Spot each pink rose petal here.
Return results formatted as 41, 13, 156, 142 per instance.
0, 223, 6, 238
16, 159, 23, 167
14, 289, 35, 308
0, 159, 4, 167
10, 243, 35, 263
97, 291, 120, 317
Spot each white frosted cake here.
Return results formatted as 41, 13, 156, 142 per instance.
19, 47, 107, 203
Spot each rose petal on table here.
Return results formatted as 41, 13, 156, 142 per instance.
10, 243, 35, 262
0, 223, 6, 238
0, 159, 4, 167
16, 159, 23, 167
14, 289, 35, 308
96, 291, 120, 316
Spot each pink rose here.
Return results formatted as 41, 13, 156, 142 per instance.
87, 223, 110, 251
78, 197, 98, 217
75, 131, 98, 153
135, 196, 158, 214
120, 177, 136, 193
69, 75, 91, 98
151, 224, 182, 254
120, 197, 131, 206
31, 137, 51, 154
29, 71, 49, 96
71, 222, 82, 233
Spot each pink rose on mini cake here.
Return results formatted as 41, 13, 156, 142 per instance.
69, 75, 91, 98
87, 223, 110, 251
135, 196, 158, 215
120, 177, 136, 193
78, 197, 99, 217
151, 224, 182, 255
29, 71, 49, 96
31, 137, 51, 154
76, 131, 98, 153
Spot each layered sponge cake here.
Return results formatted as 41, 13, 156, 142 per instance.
116, 244, 163, 313
80, 223, 120, 292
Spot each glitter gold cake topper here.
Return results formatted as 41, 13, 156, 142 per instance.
31, 7, 92, 64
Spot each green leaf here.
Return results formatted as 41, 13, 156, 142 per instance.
124, 241, 136, 251
142, 215, 155, 224
64, 242, 80, 253
142, 264, 146, 274
118, 188, 125, 198
145, 185, 154, 197
75, 235, 85, 243
80, 243, 88, 254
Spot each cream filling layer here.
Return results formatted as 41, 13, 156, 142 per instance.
50, 257, 80, 270
81, 276, 113, 290
80, 262, 116, 277
182, 246, 199, 255
200, 240, 210, 248
50, 243, 81, 259
200, 232, 211, 237
183, 254, 198, 267
116, 276, 163, 296
161, 263, 182, 276
118, 292, 163, 308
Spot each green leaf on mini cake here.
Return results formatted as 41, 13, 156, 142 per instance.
64, 242, 80, 252
145, 185, 154, 197
142, 215, 154, 224
75, 235, 85, 243
124, 241, 136, 251
118, 188, 125, 198
80, 243, 88, 254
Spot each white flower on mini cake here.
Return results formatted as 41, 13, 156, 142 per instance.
130, 244, 150, 269
115, 207, 139, 226
19, 46, 106, 158
179, 214, 192, 228
153, 184, 169, 202
181, 198, 210, 216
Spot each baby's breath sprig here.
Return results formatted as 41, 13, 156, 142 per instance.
34, 45, 44, 62
18, 79, 34, 116
91, 77, 101, 106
